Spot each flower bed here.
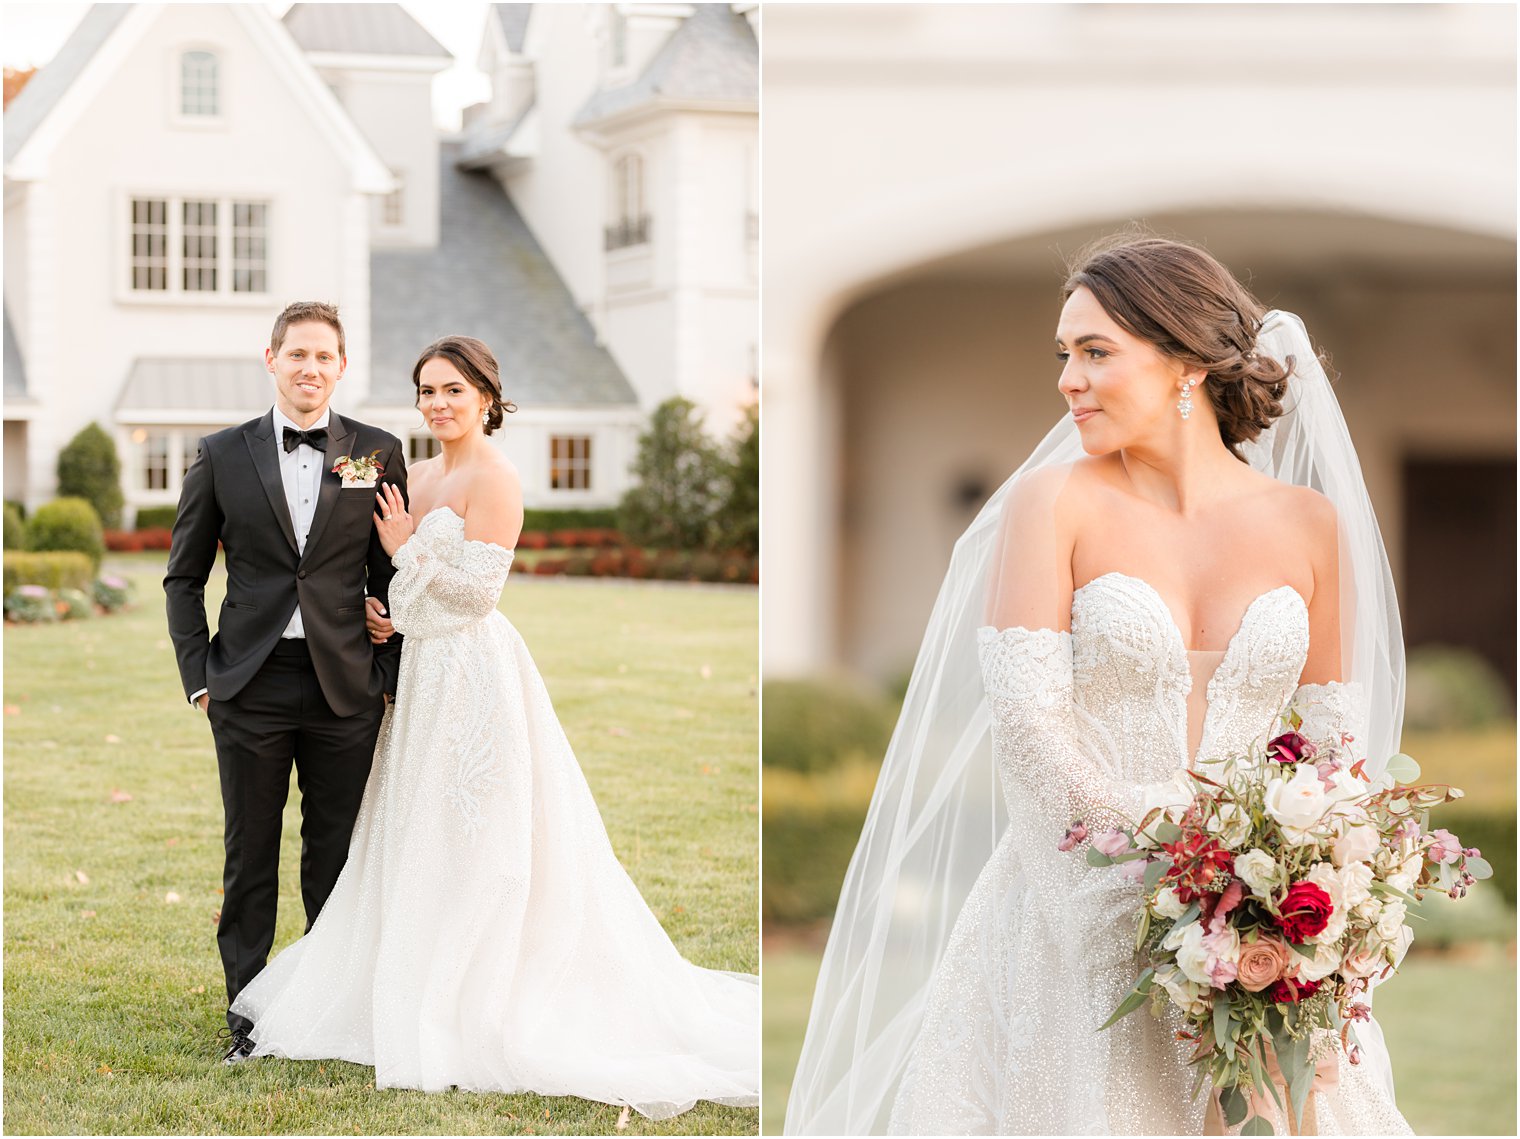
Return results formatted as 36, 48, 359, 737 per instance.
4, 573, 135, 623
104, 528, 173, 552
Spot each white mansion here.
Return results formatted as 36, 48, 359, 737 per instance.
3, 3, 758, 519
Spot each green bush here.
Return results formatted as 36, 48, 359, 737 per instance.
56, 587, 94, 620
3, 551, 95, 593
25, 498, 104, 571
4, 585, 57, 624
4, 499, 25, 522
3, 503, 23, 550
56, 422, 124, 529
618, 397, 727, 551
133, 505, 178, 531
1405, 645, 1513, 731
93, 574, 134, 612
521, 507, 619, 532
715, 403, 758, 557
762, 677, 898, 775
763, 760, 878, 924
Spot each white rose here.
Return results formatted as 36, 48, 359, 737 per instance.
1324, 768, 1368, 805
1305, 863, 1349, 945
1153, 886, 1188, 919
1165, 922, 1214, 987
1155, 963, 1211, 1017
1375, 899, 1408, 943
1331, 807, 1381, 868
1136, 774, 1194, 848
1235, 848, 1285, 899
1264, 765, 1331, 844
1291, 939, 1341, 983
1354, 897, 1382, 922
1339, 861, 1374, 909
1385, 852, 1424, 894
1206, 803, 1253, 849
1342, 937, 1383, 979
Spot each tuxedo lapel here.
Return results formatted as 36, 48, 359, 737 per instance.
301, 412, 355, 560
244, 412, 299, 555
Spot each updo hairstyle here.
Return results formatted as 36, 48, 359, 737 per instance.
1063, 235, 1294, 458
411, 335, 517, 435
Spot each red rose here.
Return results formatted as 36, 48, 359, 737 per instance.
1267, 731, 1317, 765
1276, 880, 1333, 943
1267, 976, 1322, 1004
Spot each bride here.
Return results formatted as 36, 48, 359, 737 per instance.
785, 237, 1412, 1135
231, 335, 759, 1120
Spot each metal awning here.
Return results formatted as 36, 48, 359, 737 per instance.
115, 357, 272, 424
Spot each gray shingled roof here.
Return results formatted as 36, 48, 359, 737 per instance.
283, 3, 451, 59
3, 306, 29, 400
4, 4, 133, 166
370, 144, 637, 410
574, 4, 757, 127
116, 358, 271, 413
494, 5, 532, 54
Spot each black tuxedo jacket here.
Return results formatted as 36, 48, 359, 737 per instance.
164, 409, 408, 718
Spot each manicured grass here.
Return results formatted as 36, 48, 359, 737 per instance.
4, 553, 759, 1135
762, 939, 1515, 1136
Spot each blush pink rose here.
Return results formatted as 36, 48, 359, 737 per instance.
1092, 828, 1131, 858
1235, 937, 1291, 992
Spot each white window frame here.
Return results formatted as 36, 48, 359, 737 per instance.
606, 152, 650, 251
549, 434, 594, 492
118, 191, 273, 306
170, 43, 226, 128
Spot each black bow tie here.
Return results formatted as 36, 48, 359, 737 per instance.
282, 426, 329, 453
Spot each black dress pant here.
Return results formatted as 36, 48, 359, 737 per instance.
208, 639, 385, 1032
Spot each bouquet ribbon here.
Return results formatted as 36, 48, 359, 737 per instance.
1203, 1043, 1339, 1136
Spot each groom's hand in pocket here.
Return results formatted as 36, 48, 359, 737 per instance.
365, 595, 395, 644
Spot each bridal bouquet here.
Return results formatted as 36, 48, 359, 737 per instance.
1066, 709, 1491, 1135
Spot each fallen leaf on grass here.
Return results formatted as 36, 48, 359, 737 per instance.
700, 664, 712, 679
97, 1064, 111, 1076
81, 911, 96, 919
187, 985, 205, 994
617, 663, 628, 674
74, 870, 90, 885
215, 887, 224, 895
164, 892, 181, 904
165, 838, 179, 847
673, 905, 686, 914
743, 803, 758, 814
608, 726, 629, 737
109, 788, 133, 803
700, 764, 717, 776
104, 734, 120, 744
3, 705, 18, 716
616, 1105, 632, 1130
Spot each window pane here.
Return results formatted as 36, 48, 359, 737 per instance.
130, 197, 169, 291
182, 199, 218, 291
231, 199, 268, 293
549, 435, 592, 490
181, 51, 218, 116
144, 434, 170, 491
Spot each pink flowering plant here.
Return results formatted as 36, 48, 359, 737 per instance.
1067, 705, 1489, 1135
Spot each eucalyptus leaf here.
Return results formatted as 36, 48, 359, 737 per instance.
1098, 969, 1154, 1031
1242, 1115, 1275, 1136
1086, 847, 1114, 868
1384, 752, 1421, 784
1143, 859, 1168, 892
1154, 820, 1183, 845
1466, 855, 1493, 880
1213, 999, 1231, 1056
1286, 938, 1317, 959
1222, 1085, 1249, 1127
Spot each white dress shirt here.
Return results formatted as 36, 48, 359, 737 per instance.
272, 404, 331, 638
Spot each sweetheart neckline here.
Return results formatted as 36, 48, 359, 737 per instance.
414, 504, 515, 559
1073, 571, 1304, 658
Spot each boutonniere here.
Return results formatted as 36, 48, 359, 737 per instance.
332, 450, 384, 488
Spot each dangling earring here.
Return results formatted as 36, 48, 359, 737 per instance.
1177, 381, 1194, 421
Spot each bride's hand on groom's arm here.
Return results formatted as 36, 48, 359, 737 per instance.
365, 596, 395, 644
373, 483, 414, 558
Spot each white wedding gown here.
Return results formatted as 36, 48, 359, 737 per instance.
888, 572, 1410, 1135
231, 507, 759, 1119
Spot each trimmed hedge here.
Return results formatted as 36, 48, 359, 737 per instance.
1436, 805, 1516, 908
1405, 645, 1512, 730
134, 506, 178, 530
762, 677, 898, 775
3, 551, 95, 593
521, 507, 619, 531
763, 760, 879, 925
25, 497, 105, 571
57, 422, 124, 529
3, 504, 22, 550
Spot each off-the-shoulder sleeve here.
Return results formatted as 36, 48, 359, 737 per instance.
390, 529, 514, 639
978, 625, 1186, 841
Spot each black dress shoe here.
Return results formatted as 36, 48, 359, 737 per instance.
219, 1027, 256, 1066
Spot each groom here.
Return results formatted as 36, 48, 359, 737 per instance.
164, 301, 407, 1063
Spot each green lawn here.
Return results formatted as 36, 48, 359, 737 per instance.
4, 552, 759, 1136
762, 939, 1515, 1136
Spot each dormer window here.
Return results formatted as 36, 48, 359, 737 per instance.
180, 50, 219, 117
